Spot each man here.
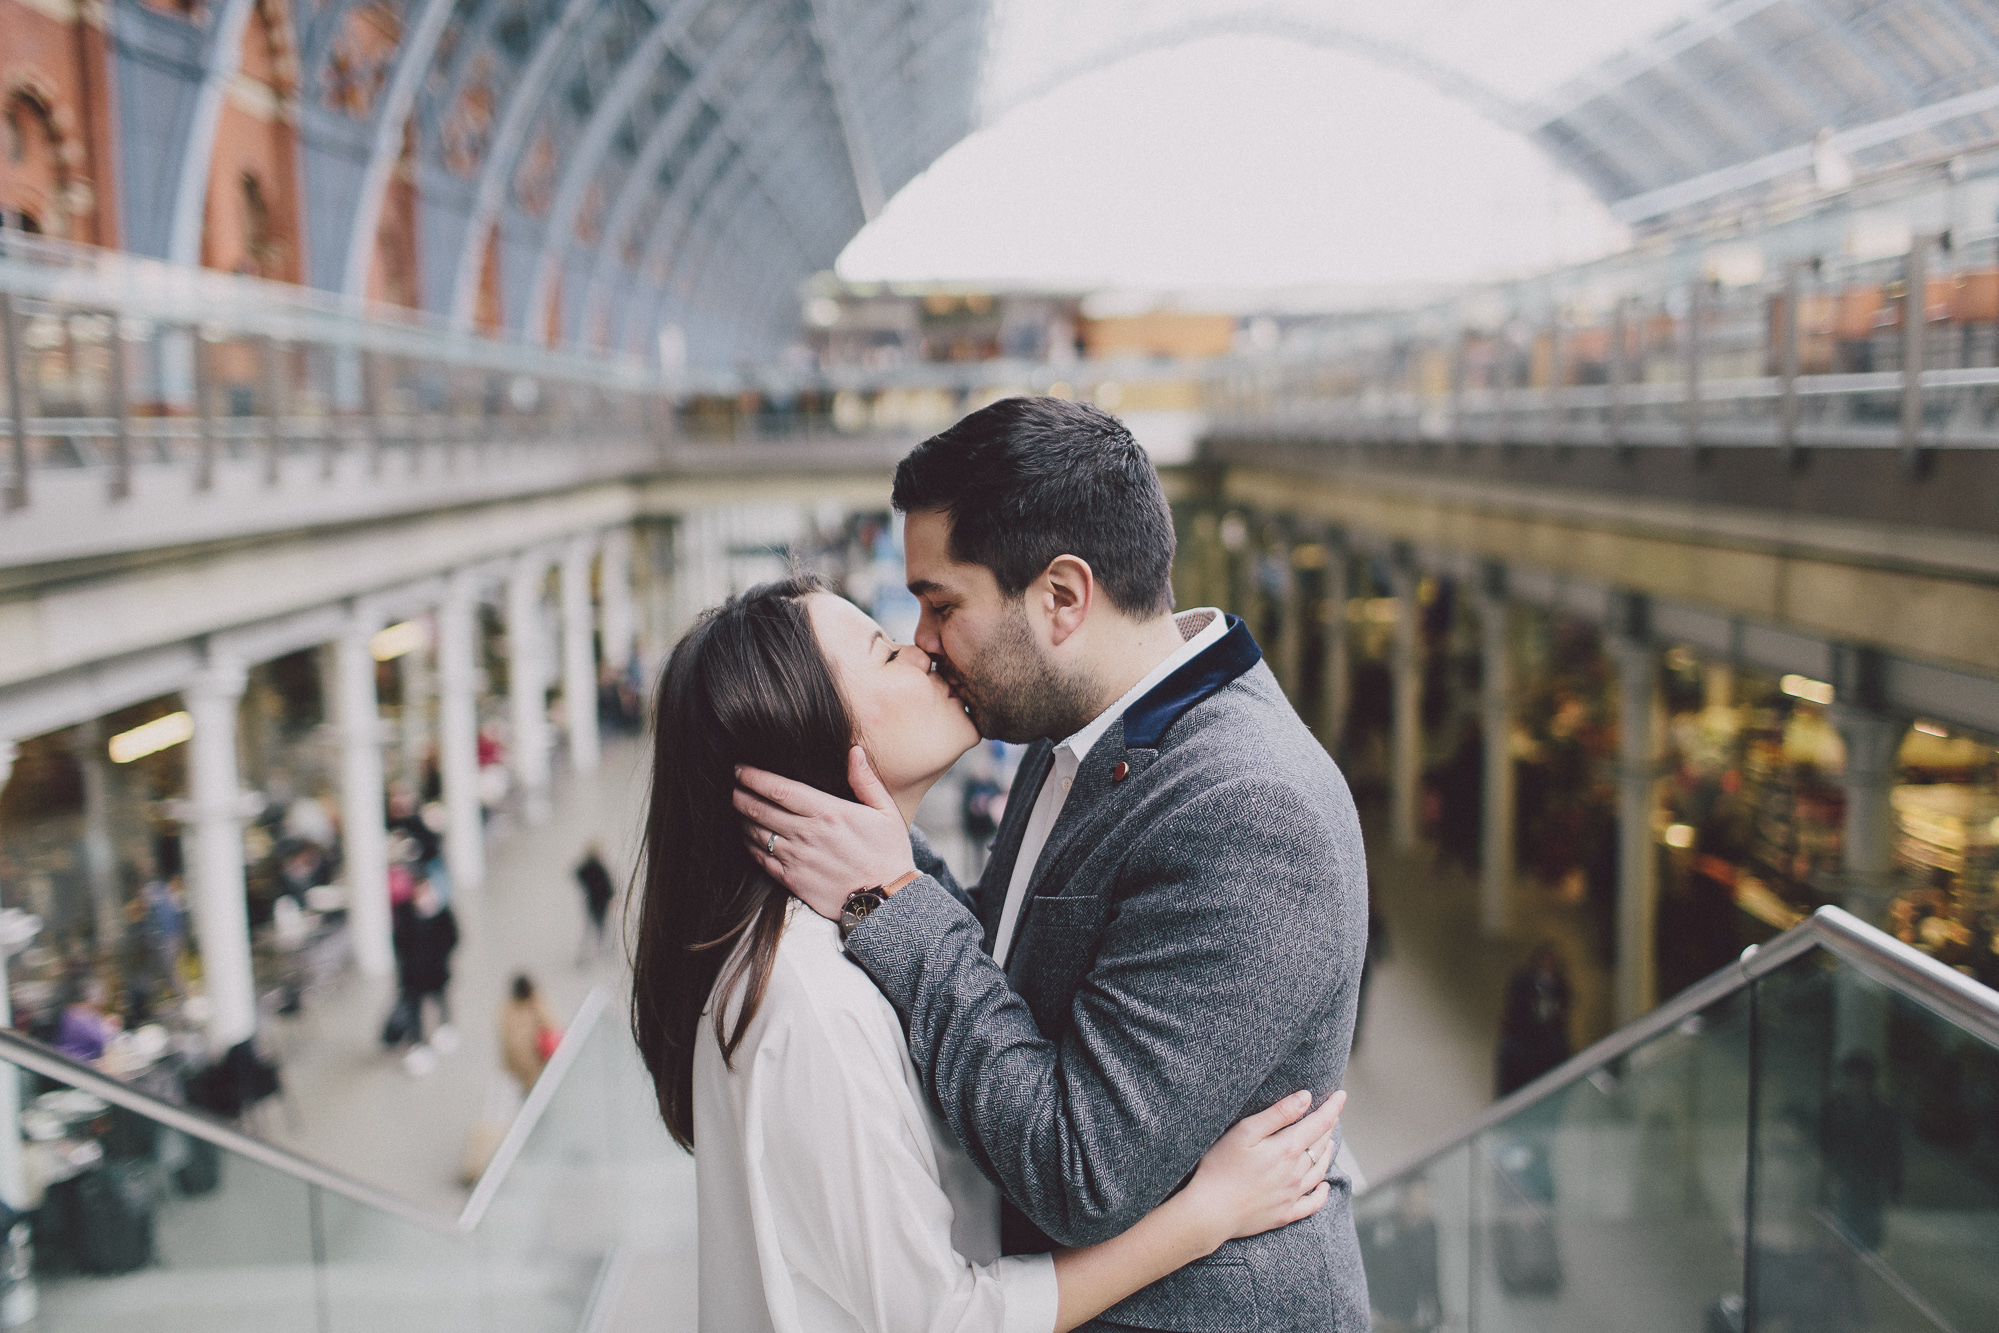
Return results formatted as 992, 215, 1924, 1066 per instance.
736, 397, 1369, 1330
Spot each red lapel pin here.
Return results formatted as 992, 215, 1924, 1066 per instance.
1112, 761, 1130, 782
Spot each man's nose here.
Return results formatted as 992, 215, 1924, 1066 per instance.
913, 614, 943, 658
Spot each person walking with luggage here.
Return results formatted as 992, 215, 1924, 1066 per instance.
390, 878, 460, 1075
499, 973, 561, 1094
574, 844, 615, 964
1496, 943, 1573, 1097
461, 973, 562, 1185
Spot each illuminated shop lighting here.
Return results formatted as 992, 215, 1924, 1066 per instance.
1663, 824, 1697, 849
108, 712, 193, 764
1913, 720, 1949, 737
1779, 674, 1835, 705
370, 620, 427, 662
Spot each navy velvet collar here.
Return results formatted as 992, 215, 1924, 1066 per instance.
1120, 614, 1263, 749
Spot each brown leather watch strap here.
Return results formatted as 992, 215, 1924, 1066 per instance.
879, 870, 921, 897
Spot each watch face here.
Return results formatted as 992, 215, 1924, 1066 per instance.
840, 890, 885, 938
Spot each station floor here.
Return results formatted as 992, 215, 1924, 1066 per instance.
1340, 816, 1615, 1178
264, 738, 656, 1217
253, 743, 1612, 1322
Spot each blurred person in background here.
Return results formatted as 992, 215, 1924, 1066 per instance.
1496, 943, 1572, 1097
391, 879, 460, 1075
500, 973, 561, 1094
54, 976, 120, 1063
1819, 1053, 1901, 1253
574, 843, 615, 963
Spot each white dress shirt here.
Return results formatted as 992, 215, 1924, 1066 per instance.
693, 901, 1059, 1333
990, 608, 1228, 967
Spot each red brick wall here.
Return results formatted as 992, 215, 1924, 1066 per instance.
201, 0, 302, 281
365, 120, 419, 309
0, 0, 118, 245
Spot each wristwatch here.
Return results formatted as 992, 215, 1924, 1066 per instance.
839, 870, 921, 941
839, 888, 887, 941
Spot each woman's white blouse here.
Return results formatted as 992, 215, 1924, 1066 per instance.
693, 901, 1059, 1333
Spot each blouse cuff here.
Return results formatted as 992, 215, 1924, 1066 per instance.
995, 1253, 1059, 1333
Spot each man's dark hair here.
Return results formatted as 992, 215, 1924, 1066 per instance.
892, 396, 1175, 617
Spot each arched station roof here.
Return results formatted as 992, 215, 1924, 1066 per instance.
144, 0, 1999, 367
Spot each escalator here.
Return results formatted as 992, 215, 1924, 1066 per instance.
1353, 906, 1999, 1332
0, 988, 690, 1332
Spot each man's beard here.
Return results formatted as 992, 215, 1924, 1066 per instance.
942, 602, 1098, 744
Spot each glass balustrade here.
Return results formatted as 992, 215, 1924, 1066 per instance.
0, 987, 686, 1333
1356, 907, 1999, 1333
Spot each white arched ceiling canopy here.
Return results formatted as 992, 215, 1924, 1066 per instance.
217, 0, 1999, 367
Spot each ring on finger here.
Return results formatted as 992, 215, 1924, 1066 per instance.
764, 831, 778, 856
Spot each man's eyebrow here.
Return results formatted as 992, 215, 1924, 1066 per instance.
907, 578, 946, 598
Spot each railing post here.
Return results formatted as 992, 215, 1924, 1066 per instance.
318, 345, 339, 480
1609, 297, 1628, 457
1545, 311, 1564, 453
1779, 262, 1803, 469
106, 311, 131, 502
1610, 592, 1660, 1025
1901, 236, 1929, 476
362, 348, 383, 477
1450, 329, 1467, 451
194, 326, 216, 492
260, 333, 283, 486
1476, 560, 1514, 938
2, 293, 27, 511
1683, 280, 1705, 463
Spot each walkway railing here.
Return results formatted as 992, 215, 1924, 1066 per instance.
1352, 907, 1999, 1332
0, 236, 675, 562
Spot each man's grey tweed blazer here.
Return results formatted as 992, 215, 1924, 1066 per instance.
847, 616, 1371, 1331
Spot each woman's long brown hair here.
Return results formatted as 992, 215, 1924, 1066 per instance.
630, 574, 859, 1149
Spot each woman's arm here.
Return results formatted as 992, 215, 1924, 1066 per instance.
1049, 1090, 1345, 1332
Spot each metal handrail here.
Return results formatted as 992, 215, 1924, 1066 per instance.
0, 985, 611, 1235
1357, 906, 1999, 1193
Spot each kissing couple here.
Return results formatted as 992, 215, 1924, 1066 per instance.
631, 397, 1371, 1330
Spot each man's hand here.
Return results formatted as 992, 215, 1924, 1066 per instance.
736, 747, 916, 921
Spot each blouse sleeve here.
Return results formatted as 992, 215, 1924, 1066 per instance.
744, 998, 1058, 1333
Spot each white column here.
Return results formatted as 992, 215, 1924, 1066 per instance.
333, 614, 393, 978
438, 570, 486, 894
398, 630, 431, 799
1611, 613, 1660, 1025
0, 746, 21, 1209
74, 721, 122, 955
1831, 705, 1903, 926
1388, 557, 1422, 852
1477, 576, 1515, 938
638, 520, 678, 673
599, 526, 637, 678
1831, 701, 1905, 1062
183, 663, 258, 1052
560, 534, 602, 775
506, 552, 553, 820
1320, 543, 1349, 755
1278, 538, 1307, 708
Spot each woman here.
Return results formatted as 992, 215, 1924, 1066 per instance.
632, 575, 1345, 1333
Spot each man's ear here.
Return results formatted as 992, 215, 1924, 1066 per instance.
1041, 555, 1094, 647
